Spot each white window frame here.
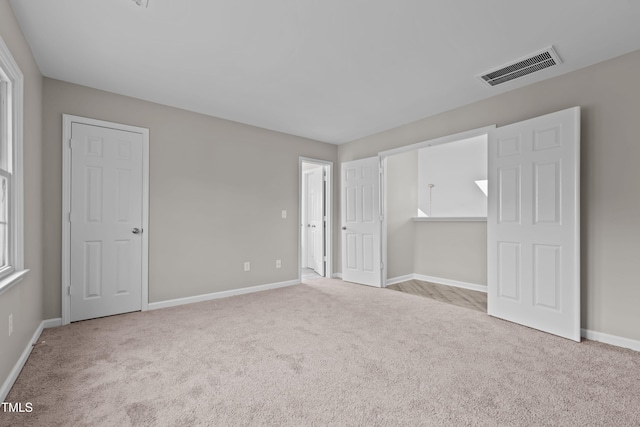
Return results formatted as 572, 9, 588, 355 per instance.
0, 36, 28, 296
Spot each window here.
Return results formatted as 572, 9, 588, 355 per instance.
0, 79, 11, 272
417, 135, 488, 218
0, 35, 27, 295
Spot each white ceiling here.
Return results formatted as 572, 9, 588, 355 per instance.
10, 0, 640, 144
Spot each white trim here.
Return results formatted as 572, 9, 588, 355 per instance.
298, 157, 333, 283
0, 318, 60, 402
581, 329, 640, 352
385, 273, 487, 293
385, 274, 414, 286
413, 274, 487, 293
61, 115, 150, 325
413, 217, 487, 222
381, 156, 388, 289
0, 269, 28, 297
42, 318, 62, 328
147, 279, 300, 311
333, 272, 342, 279
378, 125, 496, 158
141, 127, 150, 312
0, 34, 26, 291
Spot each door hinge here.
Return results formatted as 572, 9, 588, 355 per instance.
68, 212, 71, 222
67, 286, 71, 296
380, 262, 384, 270
68, 139, 73, 149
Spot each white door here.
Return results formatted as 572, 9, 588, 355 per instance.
70, 122, 144, 322
341, 157, 382, 287
306, 167, 325, 275
488, 107, 580, 341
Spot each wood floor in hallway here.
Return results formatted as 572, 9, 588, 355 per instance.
387, 279, 487, 312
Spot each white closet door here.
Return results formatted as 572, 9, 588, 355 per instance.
341, 156, 382, 287
70, 122, 144, 322
488, 107, 580, 341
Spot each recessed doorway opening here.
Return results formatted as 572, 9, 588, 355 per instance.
299, 158, 332, 282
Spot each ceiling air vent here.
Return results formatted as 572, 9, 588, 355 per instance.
478, 46, 561, 87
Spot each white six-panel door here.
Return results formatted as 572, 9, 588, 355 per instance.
70, 122, 144, 322
488, 107, 580, 341
341, 156, 382, 287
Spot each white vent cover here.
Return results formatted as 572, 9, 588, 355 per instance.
478, 46, 562, 87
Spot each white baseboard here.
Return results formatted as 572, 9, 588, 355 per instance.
385, 273, 487, 293
581, 328, 640, 352
147, 279, 300, 311
42, 318, 62, 329
414, 274, 487, 293
1, 318, 61, 402
385, 274, 414, 286
332, 273, 342, 279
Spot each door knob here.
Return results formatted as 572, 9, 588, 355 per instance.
132, 228, 142, 234
342, 226, 346, 230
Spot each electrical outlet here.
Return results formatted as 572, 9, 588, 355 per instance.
8, 314, 13, 337
281, 210, 287, 219
244, 262, 250, 272
276, 259, 281, 268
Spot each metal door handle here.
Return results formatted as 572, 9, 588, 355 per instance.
342, 227, 346, 230
132, 228, 142, 234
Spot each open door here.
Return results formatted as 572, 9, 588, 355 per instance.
341, 156, 382, 287
306, 167, 325, 276
300, 158, 333, 281
488, 107, 580, 341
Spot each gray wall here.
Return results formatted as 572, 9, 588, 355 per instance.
339, 49, 640, 342
0, 0, 44, 390
42, 79, 337, 317
385, 150, 417, 278
413, 222, 486, 285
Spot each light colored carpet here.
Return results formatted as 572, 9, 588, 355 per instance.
2, 278, 639, 426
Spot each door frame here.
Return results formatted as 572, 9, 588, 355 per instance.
61, 114, 150, 325
301, 169, 311, 268
378, 125, 496, 286
299, 157, 332, 281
